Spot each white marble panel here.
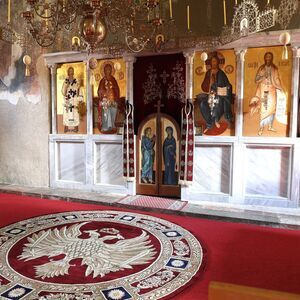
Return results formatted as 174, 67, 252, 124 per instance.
57, 142, 86, 183
192, 145, 232, 194
245, 146, 290, 198
95, 143, 125, 186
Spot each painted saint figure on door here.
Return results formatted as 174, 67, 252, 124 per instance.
61, 67, 84, 133
249, 52, 284, 136
197, 55, 233, 133
163, 126, 177, 185
98, 63, 120, 133
141, 127, 156, 184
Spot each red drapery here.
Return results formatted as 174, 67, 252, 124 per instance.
133, 53, 186, 132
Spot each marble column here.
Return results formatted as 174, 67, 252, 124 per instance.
231, 48, 247, 204
290, 46, 300, 138
183, 50, 195, 101
85, 60, 93, 135
48, 64, 58, 134
124, 55, 136, 105
234, 48, 247, 137
290, 46, 300, 205
47, 64, 57, 188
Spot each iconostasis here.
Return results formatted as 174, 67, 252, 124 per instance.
243, 46, 292, 137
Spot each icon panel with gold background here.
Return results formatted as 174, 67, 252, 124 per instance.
56, 62, 87, 134
193, 49, 236, 136
243, 46, 292, 137
92, 58, 127, 134
139, 118, 157, 185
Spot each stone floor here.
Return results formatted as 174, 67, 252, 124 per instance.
1, 184, 300, 230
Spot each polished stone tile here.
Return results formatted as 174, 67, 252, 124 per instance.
1, 185, 300, 230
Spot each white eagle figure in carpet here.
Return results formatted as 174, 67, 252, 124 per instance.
18, 222, 156, 279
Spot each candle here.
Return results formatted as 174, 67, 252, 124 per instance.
187, 5, 190, 31
223, 0, 227, 26
8, 0, 11, 24
235, 0, 237, 5
131, 19, 134, 33
267, 0, 270, 4
45, 8, 49, 27
169, 0, 173, 19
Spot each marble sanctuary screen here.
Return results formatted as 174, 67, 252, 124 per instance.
243, 46, 292, 137
193, 49, 236, 136
92, 58, 127, 134
56, 62, 87, 134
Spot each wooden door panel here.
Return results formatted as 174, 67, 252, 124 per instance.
136, 115, 158, 195
136, 113, 181, 198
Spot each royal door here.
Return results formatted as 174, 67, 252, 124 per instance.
136, 112, 181, 198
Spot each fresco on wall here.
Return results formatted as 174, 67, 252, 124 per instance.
244, 46, 292, 137
0, 42, 43, 105
193, 49, 236, 136
92, 58, 126, 134
56, 62, 87, 134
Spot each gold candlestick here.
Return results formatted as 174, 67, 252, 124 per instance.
223, 0, 227, 26
169, 0, 173, 19
187, 5, 190, 31
8, 0, 11, 24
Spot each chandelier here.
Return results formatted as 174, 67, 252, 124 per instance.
22, 0, 85, 48
21, 0, 161, 52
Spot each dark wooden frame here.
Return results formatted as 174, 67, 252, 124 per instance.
136, 112, 181, 198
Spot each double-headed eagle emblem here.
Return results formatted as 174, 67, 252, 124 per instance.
18, 222, 156, 279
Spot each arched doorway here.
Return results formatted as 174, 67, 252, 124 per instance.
136, 111, 181, 198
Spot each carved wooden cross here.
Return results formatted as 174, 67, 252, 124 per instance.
154, 99, 164, 116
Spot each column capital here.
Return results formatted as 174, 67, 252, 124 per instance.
123, 55, 137, 64
234, 48, 247, 62
183, 50, 195, 63
291, 45, 300, 58
47, 63, 57, 75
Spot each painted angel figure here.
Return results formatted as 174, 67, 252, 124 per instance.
141, 127, 156, 184
61, 67, 84, 133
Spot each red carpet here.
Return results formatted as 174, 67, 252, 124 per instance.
117, 195, 188, 210
1, 193, 300, 299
